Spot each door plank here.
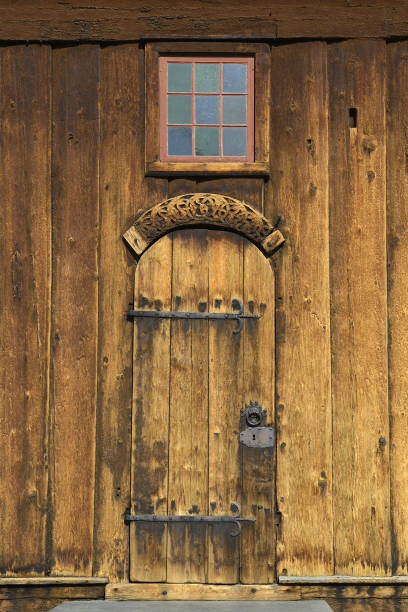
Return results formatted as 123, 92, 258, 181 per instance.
207, 231, 244, 584
130, 236, 172, 582
240, 241, 276, 584
50, 44, 100, 575
167, 229, 209, 583
329, 40, 390, 575
0, 44, 51, 575
386, 42, 408, 576
268, 42, 333, 576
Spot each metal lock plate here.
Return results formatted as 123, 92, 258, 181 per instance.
240, 427, 275, 448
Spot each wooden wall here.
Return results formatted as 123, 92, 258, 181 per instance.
1, 39, 408, 589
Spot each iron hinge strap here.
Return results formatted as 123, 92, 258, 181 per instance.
124, 503, 255, 537
127, 299, 260, 335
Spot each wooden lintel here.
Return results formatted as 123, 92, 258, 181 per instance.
0, 3, 408, 41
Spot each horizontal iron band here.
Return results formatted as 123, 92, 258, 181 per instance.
124, 514, 255, 524
126, 310, 260, 321
124, 511, 255, 537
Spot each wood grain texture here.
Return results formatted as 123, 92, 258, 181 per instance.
207, 231, 243, 584
280, 576, 408, 584
0, 585, 105, 612
130, 236, 172, 582
0, 586, 106, 600
1, 1, 408, 40
93, 44, 142, 583
240, 241, 275, 584
0, 44, 51, 575
167, 229, 209, 583
50, 44, 100, 575
106, 581, 408, 601
107, 582, 299, 601
146, 162, 270, 177
329, 40, 391, 575
386, 41, 408, 577
268, 42, 333, 576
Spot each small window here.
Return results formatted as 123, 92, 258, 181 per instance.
159, 57, 254, 162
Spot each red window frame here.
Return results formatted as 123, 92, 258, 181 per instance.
159, 56, 254, 163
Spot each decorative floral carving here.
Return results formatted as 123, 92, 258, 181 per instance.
123, 193, 284, 256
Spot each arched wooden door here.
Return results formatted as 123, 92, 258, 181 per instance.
129, 228, 276, 585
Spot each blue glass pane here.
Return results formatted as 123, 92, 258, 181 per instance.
196, 127, 219, 156
222, 63, 247, 93
195, 95, 219, 124
168, 95, 192, 124
222, 95, 246, 124
223, 127, 246, 156
168, 126, 192, 156
168, 63, 192, 92
196, 63, 220, 92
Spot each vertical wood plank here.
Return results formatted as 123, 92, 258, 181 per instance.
93, 44, 143, 583
0, 45, 51, 575
240, 242, 275, 584
96, 45, 167, 582
196, 178, 264, 213
167, 178, 196, 199
268, 42, 333, 576
386, 42, 408, 576
130, 236, 172, 582
207, 231, 243, 584
50, 45, 100, 575
167, 229, 209, 583
329, 40, 390, 575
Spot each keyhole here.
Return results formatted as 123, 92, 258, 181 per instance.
252, 433, 256, 440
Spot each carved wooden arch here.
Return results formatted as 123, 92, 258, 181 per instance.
123, 193, 285, 257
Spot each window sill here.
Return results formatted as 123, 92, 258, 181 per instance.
146, 161, 270, 177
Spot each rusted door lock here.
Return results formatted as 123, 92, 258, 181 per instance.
240, 401, 274, 448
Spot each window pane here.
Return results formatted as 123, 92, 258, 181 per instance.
168, 62, 192, 92
196, 63, 220, 92
222, 63, 247, 93
195, 95, 219, 124
223, 127, 246, 156
196, 127, 219, 156
222, 95, 246, 124
168, 95, 192, 124
168, 126, 192, 156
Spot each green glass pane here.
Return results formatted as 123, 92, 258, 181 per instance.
168, 127, 192, 156
196, 63, 220, 92
196, 127, 219, 156
222, 95, 246, 124
222, 63, 247, 93
223, 127, 246, 156
168, 95, 192, 124
168, 62, 192, 92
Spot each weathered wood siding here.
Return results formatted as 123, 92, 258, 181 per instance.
0, 40, 407, 581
